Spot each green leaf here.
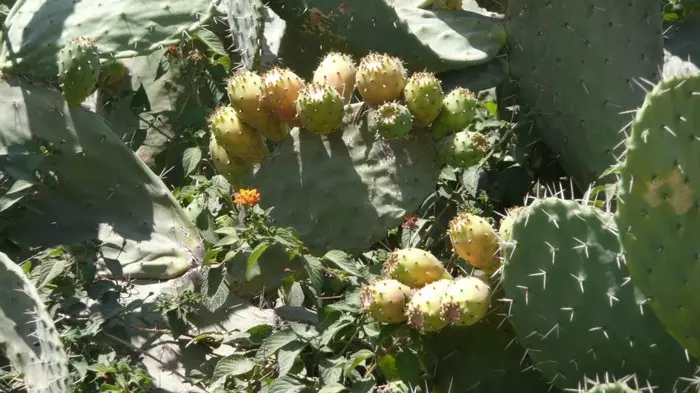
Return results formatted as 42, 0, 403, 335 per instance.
318, 383, 348, 393
350, 380, 376, 393
287, 282, 305, 307
277, 340, 306, 377
210, 355, 255, 388
34, 259, 69, 290
247, 241, 271, 277
323, 250, 363, 280
256, 329, 298, 361
395, 348, 421, 387
344, 349, 375, 377
182, 146, 202, 177
319, 357, 344, 385
302, 255, 324, 293
194, 28, 228, 57
267, 376, 309, 393
201, 266, 229, 312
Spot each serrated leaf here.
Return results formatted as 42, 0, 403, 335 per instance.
267, 376, 309, 393
319, 357, 344, 385
277, 340, 306, 377
182, 146, 202, 177
195, 28, 228, 57
247, 241, 271, 277
35, 259, 69, 289
323, 250, 363, 280
302, 255, 324, 293
201, 266, 229, 312
256, 329, 298, 361
344, 349, 375, 377
318, 383, 348, 393
210, 355, 255, 389
350, 380, 376, 393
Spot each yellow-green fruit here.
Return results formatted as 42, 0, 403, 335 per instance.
430, 87, 478, 139
356, 52, 407, 106
261, 67, 306, 126
440, 276, 491, 326
498, 206, 524, 242
434, 0, 462, 9
57, 36, 101, 106
209, 135, 252, 187
360, 279, 415, 324
403, 72, 444, 128
384, 248, 452, 288
296, 83, 345, 135
226, 70, 289, 142
208, 106, 268, 164
447, 212, 500, 274
406, 279, 452, 332
313, 52, 357, 104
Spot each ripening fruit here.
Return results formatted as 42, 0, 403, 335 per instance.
261, 67, 306, 126
226, 70, 289, 142
356, 53, 407, 106
370, 102, 414, 140
436, 131, 490, 168
439, 276, 491, 326
447, 212, 500, 274
208, 106, 268, 164
433, 0, 463, 9
313, 52, 357, 104
498, 206, 524, 242
406, 279, 452, 332
58, 36, 102, 106
384, 248, 452, 288
209, 135, 253, 187
430, 87, 478, 139
360, 279, 415, 324
296, 83, 345, 135
403, 72, 444, 128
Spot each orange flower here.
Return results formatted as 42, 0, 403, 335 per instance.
233, 188, 261, 207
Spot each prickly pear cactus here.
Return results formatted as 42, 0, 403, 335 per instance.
505, 0, 664, 186
662, 13, 700, 79
406, 278, 452, 332
57, 36, 101, 107
360, 279, 415, 324
502, 197, 696, 390
0, 251, 72, 393
250, 103, 441, 255
436, 130, 490, 168
0, 76, 203, 280
296, 83, 345, 135
369, 102, 414, 140
0, 0, 220, 76
384, 248, 451, 288
616, 74, 700, 359
227, 0, 265, 70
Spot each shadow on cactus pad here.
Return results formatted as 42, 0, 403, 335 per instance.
250, 103, 441, 256
0, 76, 203, 280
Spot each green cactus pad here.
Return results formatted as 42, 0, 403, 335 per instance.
0, 76, 203, 280
228, 0, 265, 70
250, 103, 440, 255
502, 197, 696, 390
505, 0, 664, 187
616, 74, 700, 359
0, 0, 219, 77
0, 251, 72, 393
662, 13, 700, 79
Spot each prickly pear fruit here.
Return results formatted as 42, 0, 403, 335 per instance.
498, 206, 524, 242
448, 212, 500, 274
261, 67, 306, 126
586, 382, 640, 393
296, 83, 345, 135
436, 131, 490, 168
406, 279, 452, 332
226, 70, 289, 142
434, 0, 463, 9
384, 248, 451, 288
208, 106, 269, 164
430, 88, 478, 139
360, 279, 415, 324
440, 276, 491, 326
370, 102, 414, 140
98, 59, 128, 91
209, 135, 252, 187
313, 52, 357, 104
356, 52, 407, 106
57, 36, 101, 106
403, 72, 444, 127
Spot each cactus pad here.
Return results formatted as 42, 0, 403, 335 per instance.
502, 197, 696, 390
250, 103, 440, 255
616, 74, 700, 359
505, 0, 664, 186
0, 251, 72, 393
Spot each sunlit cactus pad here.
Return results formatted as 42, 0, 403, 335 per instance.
251, 103, 441, 255
501, 197, 696, 390
617, 73, 700, 359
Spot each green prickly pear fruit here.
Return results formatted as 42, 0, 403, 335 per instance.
209, 135, 252, 187
226, 70, 289, 142
586, 382, 640, 393
98, 59, 128, 91
296, 83, 345, 135
360, 279, 415, 324
356, 52, 407, 107
313, 52, 357, 104
437, 130, 490, 168
440, 275, 491, 326
370, 102, 414, 140
261, 67, 306, 126
57, 36, 101, 106
406, 278, 452, 332
430, 87, 478, 139
403, 72, 444, 127
208, 106, 268, 164
498, 206, 524, 242
433, 0, 462, 9
384, 248, 452, 288
448, 212, 500, 274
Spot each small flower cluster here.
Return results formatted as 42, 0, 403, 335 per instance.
234, 188, 261, 207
